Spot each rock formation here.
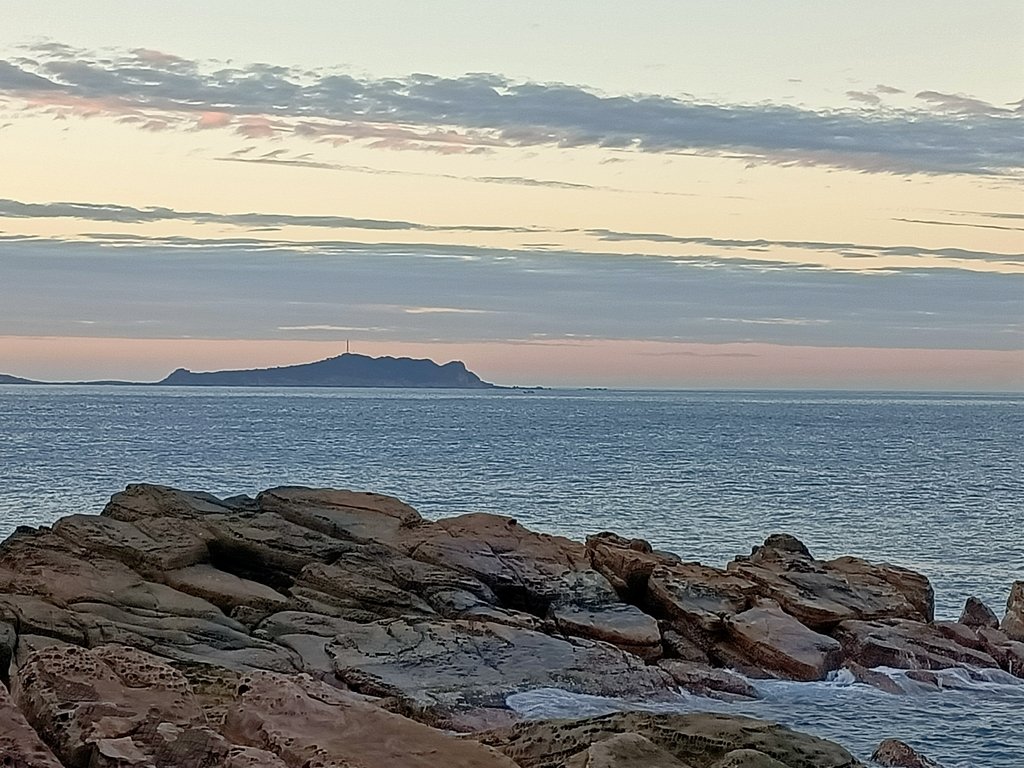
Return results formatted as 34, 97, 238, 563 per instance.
0, 482, 1017, 766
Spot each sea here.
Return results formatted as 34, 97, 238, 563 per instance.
1, 385, 1022, 765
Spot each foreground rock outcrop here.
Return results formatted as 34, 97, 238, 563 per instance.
0, 483, 1015, 766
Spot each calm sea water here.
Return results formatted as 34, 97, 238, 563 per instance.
1, 385, 1022, 765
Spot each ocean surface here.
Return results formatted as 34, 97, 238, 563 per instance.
1, 385, 1022, 765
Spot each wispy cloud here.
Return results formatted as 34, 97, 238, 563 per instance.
0, 197, 547, 234
586, 229, 1024, 265
1, 43, 1020, 175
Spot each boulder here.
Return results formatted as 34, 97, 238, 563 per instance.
480, 711, 864, 768
163, 564, 290, 614
958, 596, 998, 629
834, 619, 1000, 671
727, 536, 933, 629
722, 601, 843, 681
325, 617, 674, 728
871, 738, 944, 767
1001, 581, 1024, 641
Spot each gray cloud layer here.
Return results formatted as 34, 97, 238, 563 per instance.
1, 235, 1019, 351
0, 198, 542, 234
1, 44, 1020, 175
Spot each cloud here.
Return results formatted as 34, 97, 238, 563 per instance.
586, 228, 1024, 265
915, 90, 1013, 116
875, 84, 904, 95
893, 218, 1024, 233
846, 90, 882, 106
0, 197, 548, 234
0, 43, 1020, 175
1, 234, 1019, 352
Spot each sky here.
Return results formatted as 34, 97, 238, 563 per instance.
0, 2, 1021, 389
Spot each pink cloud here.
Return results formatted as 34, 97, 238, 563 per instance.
195, 111, 233, 130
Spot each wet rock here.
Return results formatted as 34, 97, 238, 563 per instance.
480, 711, 864, 768
871, 738, 944, 767
222, 670, 518, 768
1001, 580, 1024, 641
722, 601, 843, 681
958, 596, 998, 629
834, 618, 1000, 671
932, 620, 983, 651
657, 659, 759, 700
325, 617, 674, 728
842, 661, 904, 695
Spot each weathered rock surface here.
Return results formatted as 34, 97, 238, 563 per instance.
871, 738, 944, 767
325, 617, 673, 728
1001, 580, 1024, 641
1, 482, 1006, 767
723, 601, 842, 681
958, 596, 998, 629
480, 712, 864, 767
834, 619, 1000, 671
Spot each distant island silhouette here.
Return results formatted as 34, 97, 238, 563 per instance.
0, 353, 498, 389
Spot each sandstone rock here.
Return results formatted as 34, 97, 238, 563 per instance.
566, 732, 695, 768
103, 483, 235, 522
834, 619, 1000, 671
727, 537, 933, 629
550, 603, 662, 660
256, 485, 423, 544
647, 563, 757, 640
481, 711, 864, 768
164, 564, 290, 614
958, 596, 998, 629
932, 620, 983, 651
657, 659, 759, 700
1001, 581, 1024, 641
11, 644, 208, 765
711, 749, 791, 768
842, 662, 904, 695
325, 617, 674, 727
0, 682, 65, 768
53, 513, 214, 573
586, 532, 676, 596
871, 738, 944, 767
222, 670, 518, 767
723, 601, 843, 681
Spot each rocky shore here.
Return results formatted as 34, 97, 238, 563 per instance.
1, 484, 1021, 767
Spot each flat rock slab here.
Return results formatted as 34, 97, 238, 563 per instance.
480, 711, 864, 768
326, 617, 674, 724
223, 670, 518, 768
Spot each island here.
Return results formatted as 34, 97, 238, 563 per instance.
0, 353, 498, 389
